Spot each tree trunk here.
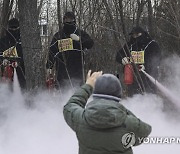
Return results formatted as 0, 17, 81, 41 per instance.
147, 0, 154, 37
103, 0, 119, 45
37, 0, 44, 16
18, 0, 45, 91
0, 0, 14, 38
118, 0, 127, 40
57, 0, 62, 31
136, 0, 147, 26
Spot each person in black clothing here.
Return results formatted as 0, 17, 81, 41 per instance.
116, 26, 161, 96
46, 11, 94, 89
0, 18, 26, 89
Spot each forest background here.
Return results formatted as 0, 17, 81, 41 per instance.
0, 0, 179, 90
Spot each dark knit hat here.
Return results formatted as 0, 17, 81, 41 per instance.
93, 74, 122, 98
63, 12, 76, 21
129, 26, 145, 35
8, 18, 19, 29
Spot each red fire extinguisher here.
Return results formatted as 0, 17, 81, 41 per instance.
124, 64, 134, 85
2, 65, 14, 82
46, 74, 55, 89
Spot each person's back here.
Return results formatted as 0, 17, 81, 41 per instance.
63, 71, 152, 154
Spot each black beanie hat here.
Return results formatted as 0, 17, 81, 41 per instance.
129, 26, 145, 35
93, 74, 122, 98
8, 18, 19, 29
63, 12, 76, 21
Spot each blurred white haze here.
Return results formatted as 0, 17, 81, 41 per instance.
0, 55, 180, 154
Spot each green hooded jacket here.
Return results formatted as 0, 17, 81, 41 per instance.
63, 84, 152, 154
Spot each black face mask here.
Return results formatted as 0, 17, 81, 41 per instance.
63, 21, 76, 35
135, 34, 144, 42
7, 28, 20, 40
130, 34, 145, 44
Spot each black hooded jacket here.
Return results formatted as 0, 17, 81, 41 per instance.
0, 28, 26, 89
0, 29, 23, 60
46, 25, 94, 86
116, 32, 161, 76
116, 30, 161, 94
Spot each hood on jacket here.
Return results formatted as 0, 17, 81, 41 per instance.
129, 26, 152, 46
6, 18, 20, 42
84, 99, 127, 129
63, 11, 77, 35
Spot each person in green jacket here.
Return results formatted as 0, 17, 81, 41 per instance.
63, 70, 152, 154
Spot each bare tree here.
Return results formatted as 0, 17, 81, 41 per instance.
57, 0, 63, 30
0, 0, 14, 38
37, 0, 45, 16
118, 0, 127, 39
103, 0, 120, 45
147, 0, 154, 37
136, 0, 147, 26
1, 0, 178, 92
18, 0, 45, 91
155, 0, 180, 54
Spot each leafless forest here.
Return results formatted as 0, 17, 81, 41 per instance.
0, 0, 180, 90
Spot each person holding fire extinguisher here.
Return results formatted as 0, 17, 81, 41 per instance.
0, 18, 26, 90
46, 11, 94, 90
116, 26, 161, 97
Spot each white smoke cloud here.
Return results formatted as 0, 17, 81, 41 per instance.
0, 56, 180, 154
161, 55, 180, 95
122, 55, 180, 153
0, 85, 78, 154
122, 94, 180, 153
